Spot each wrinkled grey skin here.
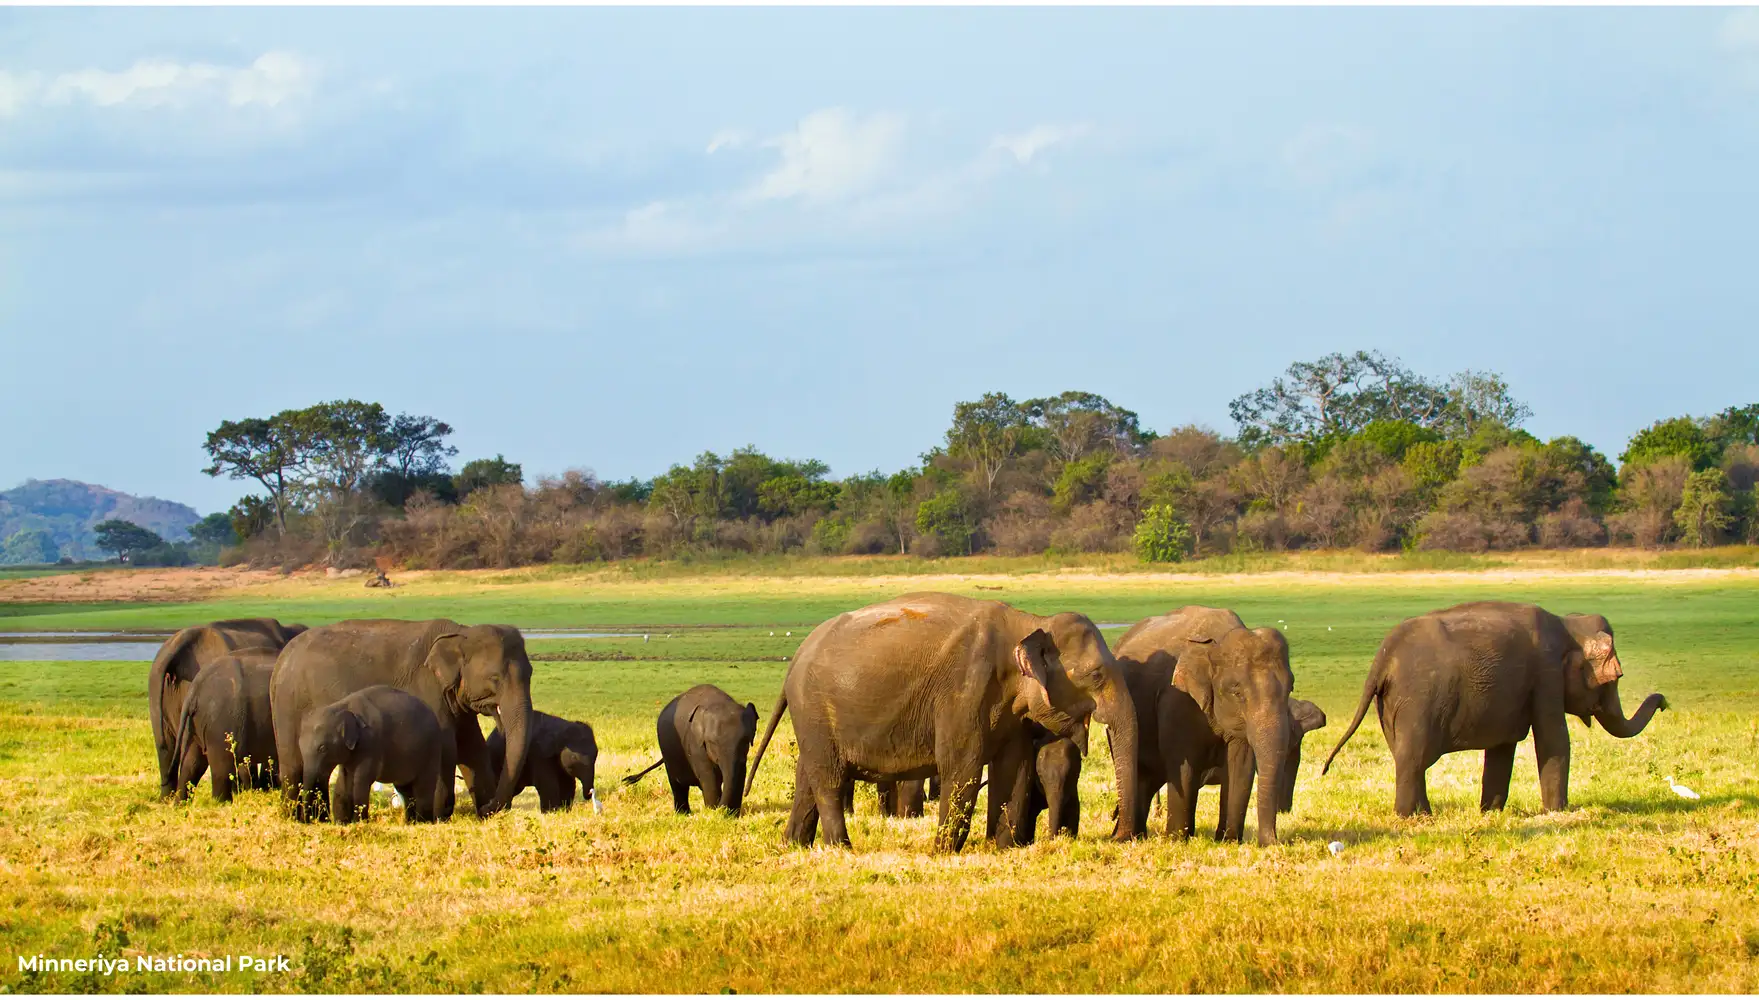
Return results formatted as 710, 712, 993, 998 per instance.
1114, 606, 1297, 846
1324, 601, 1667, 816
487, 711, 599, 812
624, 685, 758, 815
298, 685, 446, 824
746, 593, 1139, 852
271, 619, 535, 822
876, 779, 928, 818
170, 648, 282, 803
988, 727, 1083, 843
149, 618, 306, 797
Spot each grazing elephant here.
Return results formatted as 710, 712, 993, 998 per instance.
148, 618, 306, 797
170, 647, 281, 803
486, 711, 599, 812
298, 685, 445, 824
745, 593, 1139, 851
1113, 606, 1296, 846
1323, 601, 1667, 816
988, 728, 1083, 843
622, 685, 758, 815
271, 619, 535, 822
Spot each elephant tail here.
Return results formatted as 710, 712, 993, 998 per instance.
1322, 648, 1390, 776
620, 760, 664, 787
743, 689, 789, 797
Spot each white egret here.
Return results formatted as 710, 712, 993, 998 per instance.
1665, 776, 1701, 800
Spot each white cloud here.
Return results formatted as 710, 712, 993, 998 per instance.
1, 52, 314, 116
705, 129, 751, 154
580, 200, 722, 255
745, 108, 907, 204
990, 123, 1090, 165
1717, 8, 1759, 51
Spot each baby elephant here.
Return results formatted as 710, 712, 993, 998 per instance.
298, 685, 446, 824
623, 684, 758, 815
487, 710, 600, 812
988, 731, 1083, 844
171, 647, 281, 802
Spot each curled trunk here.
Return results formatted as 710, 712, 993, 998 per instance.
1594, 681, 1666, 738
1095, 684, 1140, 840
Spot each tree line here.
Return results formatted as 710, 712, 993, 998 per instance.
168, 351, 1759, 569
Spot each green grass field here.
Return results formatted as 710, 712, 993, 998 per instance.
1, 569, 1757, 992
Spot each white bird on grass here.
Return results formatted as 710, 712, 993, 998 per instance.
372, 782, 405, 809
1665, 776, 1701, 800
1328, 841, 1345, 856
590, 790, 605, 815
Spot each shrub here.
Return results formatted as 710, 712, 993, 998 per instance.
1133, 504, 1193, 563
914, 490, 975, 556
1536, 498, 1607, 548
1050, 501, 1131, 554
1416, 511, 1530, 552
1674, 468, 1734, 548
1234, 509, 1289, 552
984, 492, 1054, 556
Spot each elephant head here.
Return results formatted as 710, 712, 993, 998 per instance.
692, 700, 758, 813
425, 624, 534, 814
149, 618, 306, 797
1172, 626, 1295, 845
296, 703, 361, 809
1560, 614, 1666, 738
1012, 613, 1140, 840
557, 723, 600, 806
1279, 697, 1328, 813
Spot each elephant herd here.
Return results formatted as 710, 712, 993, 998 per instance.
148, 595, 1668, 849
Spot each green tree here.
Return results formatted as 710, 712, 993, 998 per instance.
946, 392, 1030, 496
1438, 370, 1533, 438
914, 489, 975, 555
93, 520, 164, 563
1022, 391, 1152, 461
757, 475, 841, 519
1674, 468, 1734, 547
202, 416, 303, 536
1354, 420, 1440, 461
1402, 440, 1465, 495
187, 512, 239, 548
228, 496, 276, 541
1051, 453, 1112, 512
1620, 417, 1717, 471
1228, 350, 1452, 448
456, 455, 524, 499
1707, 404, 1759, 451
1, 529, 59, 565
1133, 504, 1194, 563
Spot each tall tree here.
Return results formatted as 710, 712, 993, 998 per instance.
384, 413, 458, 479
202, 416, 303, 536
1022, 391, 1152, 462
946, 392, 1030, 496
93, 520, 163, 563
1229, 350, 1452, 447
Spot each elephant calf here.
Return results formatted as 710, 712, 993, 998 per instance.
171, 648, 282, 803
487, 711, 599, 812
622, 684, 758, 815
988, 729, 1083, 844
298, 685, 446, 824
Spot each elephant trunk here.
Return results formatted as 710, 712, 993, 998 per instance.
1094, 683, 1140, 840
1593, 681, 1666, 738
722, 755, 747, 815
1277, 739, 1302, 814
490, 693, 533, 814
1249, 714, 1289, 846
560, 748, 596, 803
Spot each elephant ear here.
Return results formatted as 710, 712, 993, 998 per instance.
1290, 698, 1327, 734
1579, 631, 1623, 687
743, 702, 759, 731
342, 712, 360, 752
425, 632, 468, 695
1012, 628, 1056, 695
1069, 714, 1092, 756
1172, 639, 1217, 716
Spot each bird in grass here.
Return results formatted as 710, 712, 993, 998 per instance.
371, 782, 405, 809
1328, 841, 1345, 856
591, 792, 605, 815
1665, 775, 1701, 800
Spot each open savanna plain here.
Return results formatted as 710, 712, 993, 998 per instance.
1, 558, 1757, 992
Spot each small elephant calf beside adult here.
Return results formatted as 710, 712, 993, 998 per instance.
1324, 600, 1667, 816
623, 684, 759, 815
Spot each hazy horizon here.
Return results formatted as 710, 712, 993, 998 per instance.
6, 7, 1759, 515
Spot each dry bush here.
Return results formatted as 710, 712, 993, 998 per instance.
1294, 476, 1353, 548
1722, 443, 1759, 493
1607, 456, 1691, 549
1235, 509, 1290, 552
1232, 447, 1309, 515
1150, 425, 1242, 477
1049, 500, 1131, 553
1416, 511, 1530, 552
1537, 497, 1607, 548
984, 491, 1054, 556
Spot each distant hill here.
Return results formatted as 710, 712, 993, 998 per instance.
0, 479, 203, 563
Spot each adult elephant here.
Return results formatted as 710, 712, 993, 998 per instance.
148, 618, 306, 798
745, 592, 1139, 851
270, 619, 534, 821
1113, 606, 1296, 846
1323, 601, 1667, 816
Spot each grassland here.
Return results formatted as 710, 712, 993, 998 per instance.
1, 563, 1757, 992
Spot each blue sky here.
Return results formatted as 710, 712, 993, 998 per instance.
4, 7, 1759, 515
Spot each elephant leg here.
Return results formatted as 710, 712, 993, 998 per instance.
1533, 713, 1571, 812
928, 774, 940, 802
208, 744, 235, 804
1481, 742, 1518, 812
176, 737, 207, 803
434, 736, 458, 821
991, 739, 1034, 849
811, 764, 853, 848
669, 776, 693, 814
933, 764, 984, 854
533, 761, 567, 812
876, 781, 896, 817
1393, 746, 1432, 818
783, 755, 819, 846
1220, 741, 1254, 842
330, 770, 354, 825
899, 779, 926, 818
455, 720, 495, 818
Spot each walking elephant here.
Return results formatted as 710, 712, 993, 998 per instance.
745, 593, 1139, 852
170, 648, 281, 803
270, 619, 534, 822
1113, 606, 1297, 846
622, 685, 758, 815
487, 711, 599, 812
1323, 601, 1667, 816
148, 618, 306, 797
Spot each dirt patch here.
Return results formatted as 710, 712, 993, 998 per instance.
0, 566, 289, 604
